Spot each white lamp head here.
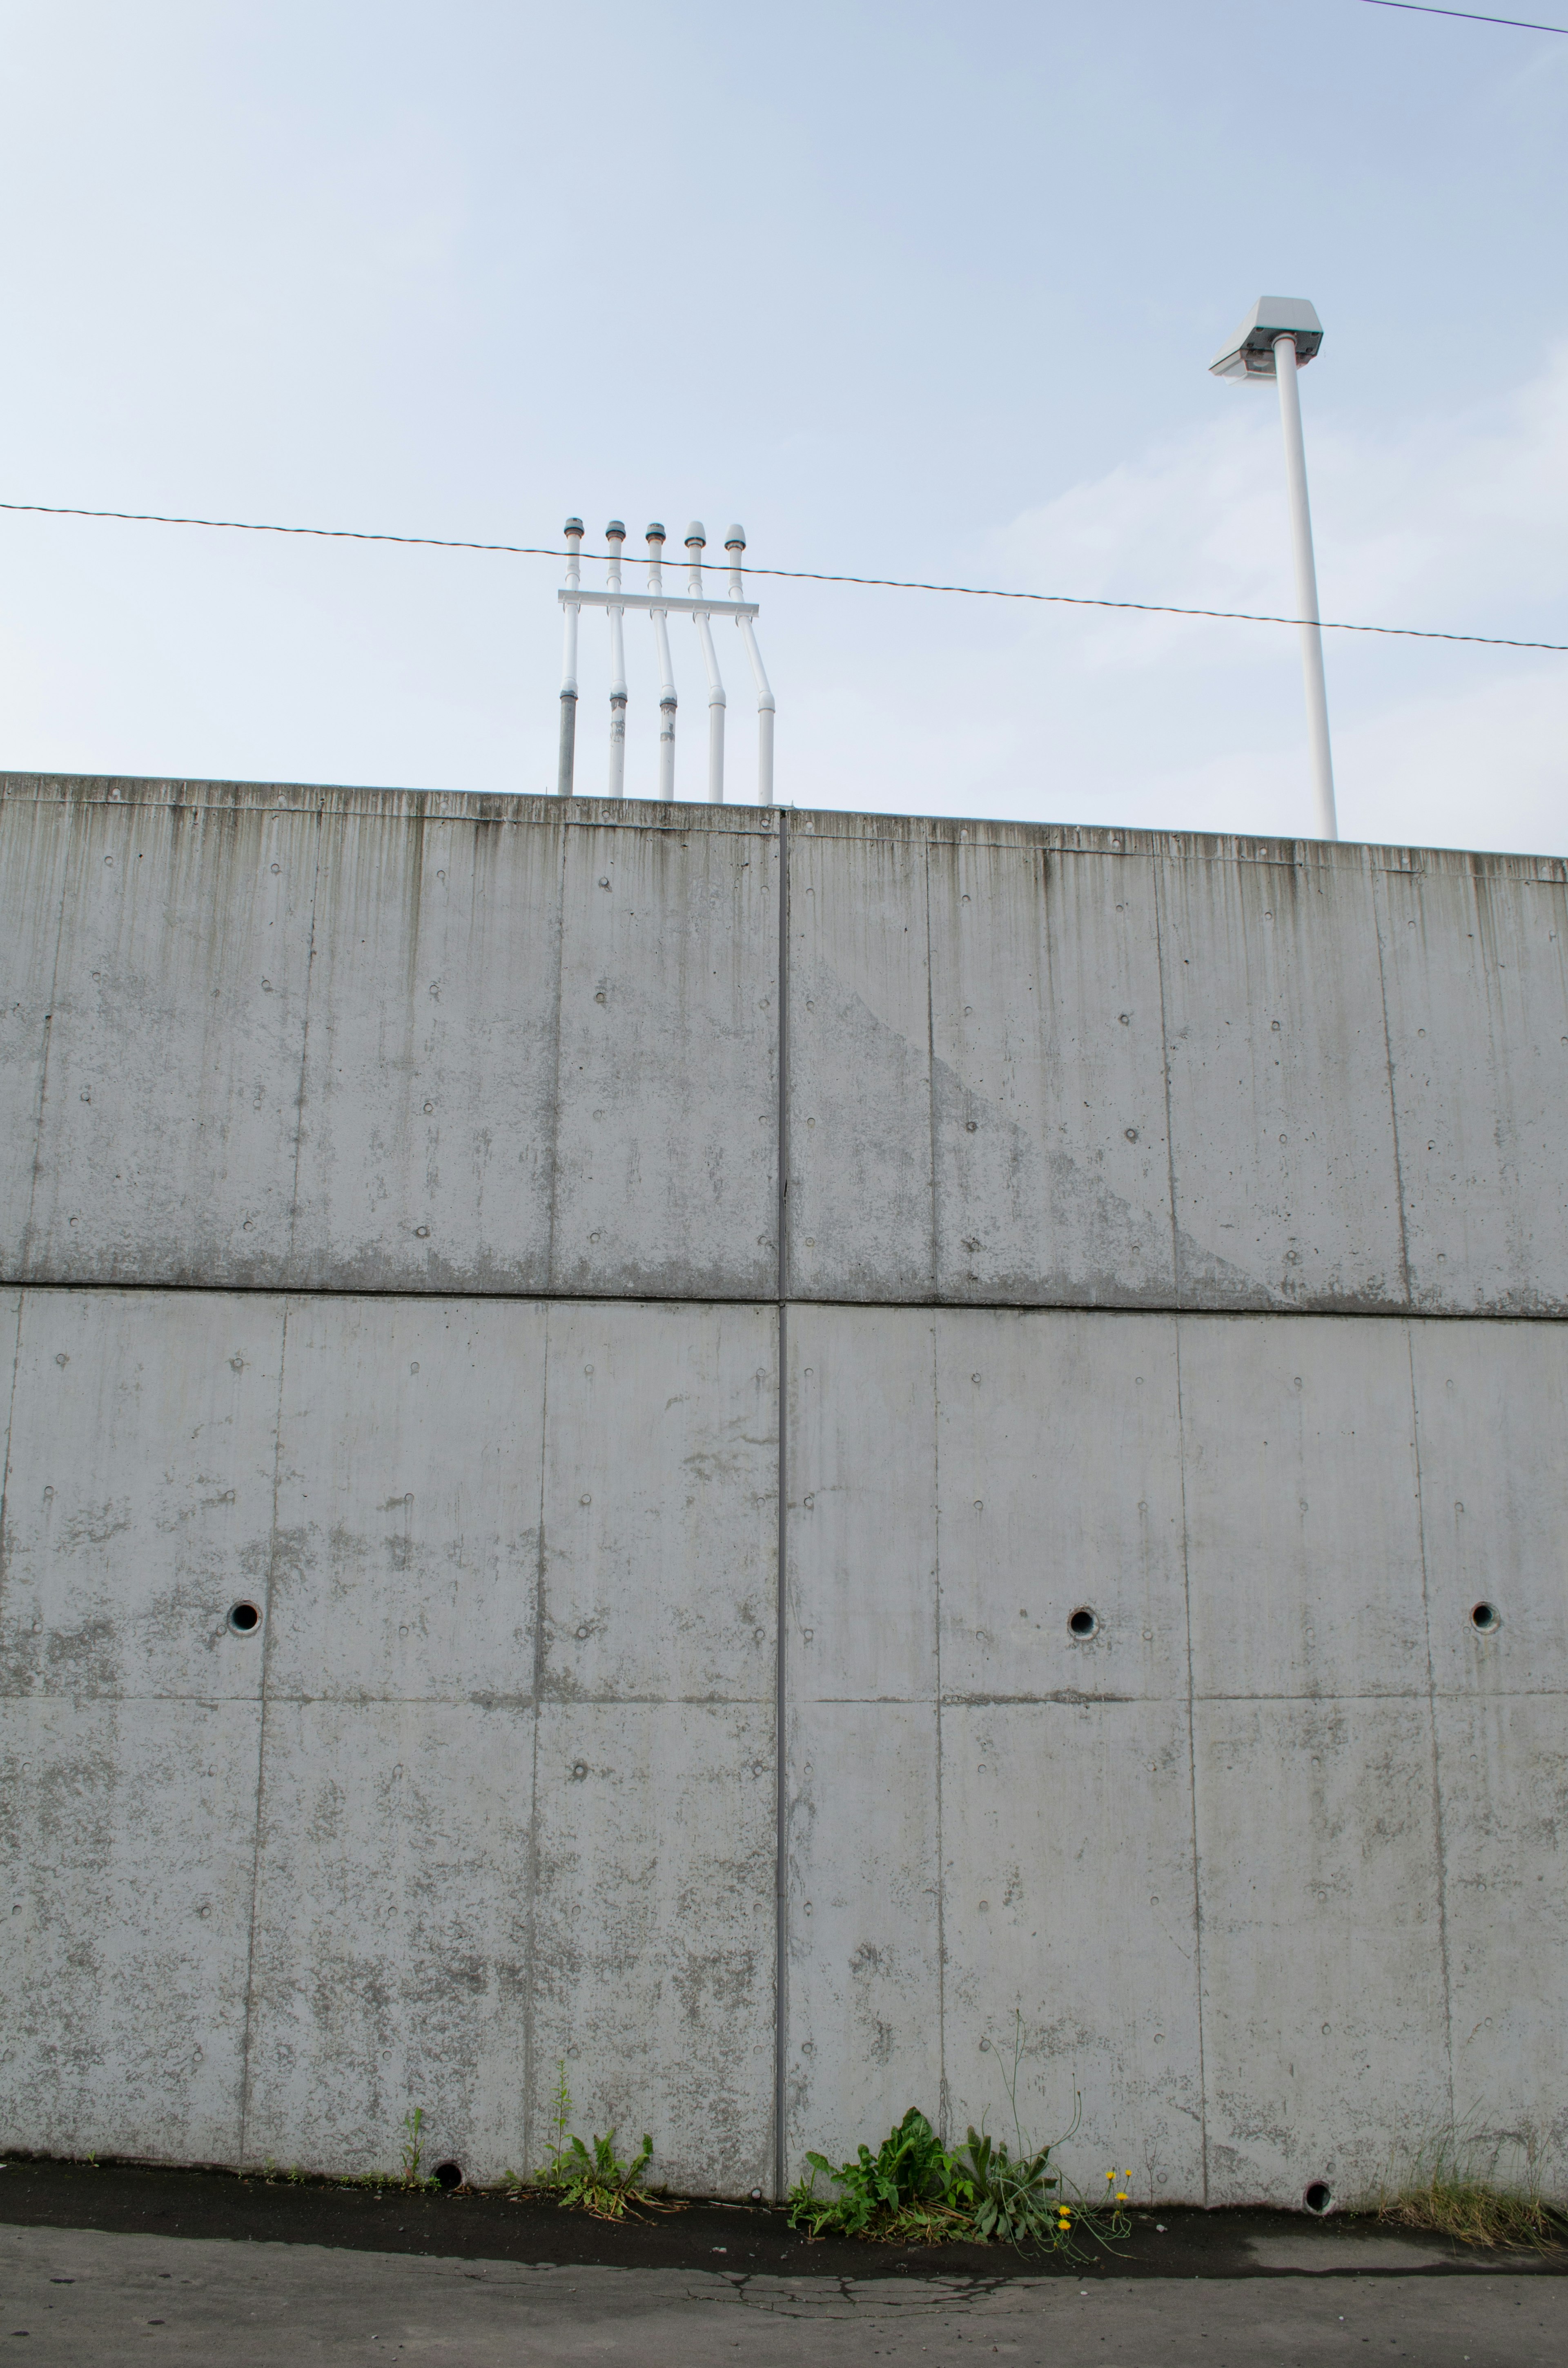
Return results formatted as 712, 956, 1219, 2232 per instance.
1210, 296, 1323, 381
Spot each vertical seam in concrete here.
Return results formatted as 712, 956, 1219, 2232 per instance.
1405, 1316, 1457, 2132
541, 829, 569, 1287
924, 850, 946, 2136
523, 1301, 552, 2178
923, 838, 938, 1297
1171, 1314, 1209, 2206
283, 809, 327, 1277
1152, 865, 1184, 1310
237, 1294, 293, 2169
1372, 870, 1415, 1310
773, 810, 790, 2200
930, 1314, 947, 2144
16, 806, 74, 1276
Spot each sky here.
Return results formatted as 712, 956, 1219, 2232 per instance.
0, 0, 1564, 851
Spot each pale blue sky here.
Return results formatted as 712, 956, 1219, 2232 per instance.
1, 0, 1565, 847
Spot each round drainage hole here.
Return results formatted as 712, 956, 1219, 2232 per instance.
1470, 1601, 1500, 1633
1068, 1607, 1099, 1640
227, 1601, 261, 1634
433, 2161, 463, 2192
1303, 2181, 1333, 2215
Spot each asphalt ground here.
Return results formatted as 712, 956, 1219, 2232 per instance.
2, 2156, 1563, 2366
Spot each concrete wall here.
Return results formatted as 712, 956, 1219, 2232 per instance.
2, 773, 1564, 2207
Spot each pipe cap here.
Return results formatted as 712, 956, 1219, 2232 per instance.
645, 521, 666, 542
563, 516, 584, 536
724, 524, 746, 549
605, 519, 626, 539
685, 520, 706, 546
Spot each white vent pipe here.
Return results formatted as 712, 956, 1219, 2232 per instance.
727, 527, 775, 807
557, 517, 582, 797
605, 521, 627, 798
687, 523, 727, 805
646, 524, 677, 801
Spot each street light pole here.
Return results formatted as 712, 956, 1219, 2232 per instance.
1210, 296, 1339, 842
1272, 334, 1337, 841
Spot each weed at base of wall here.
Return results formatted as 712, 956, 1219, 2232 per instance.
1374, 2127, 1567, 2254
788, 2021, 1132, 2260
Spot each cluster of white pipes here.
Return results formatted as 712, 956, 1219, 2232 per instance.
557, 519, 775, 805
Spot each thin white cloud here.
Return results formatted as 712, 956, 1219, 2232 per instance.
986, 343, 1568, 647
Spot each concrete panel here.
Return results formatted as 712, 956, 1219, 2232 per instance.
22, 800, 319, 1285
787, 1304, 935, 1701
265, 1295, 546, 1704
290, 812, 562, 1294
243, 1699, 532, 2182
539, 1302, 776, 1703
788, 830, 934, 1300
1377, 867, 1568, 1311
1439, 1694, 1568, 2191
0, 1290, 284, 1701
550, 823, 778, 1297
784, 1699, 941, 2179
784, 1306, 942, 2175
1158, 858, 1406, 1309
1179, 1316, 1427, 1702
1410, 1320, 1568, 1695
0, 1695, 259, 2164
1194, 1698, 1449, 2207
530, 1701, 774, 2196
940, 1700, 1204, 2204
0, 799, 68, 1269
933, 1309, 1186, 1703
927, 846, 1176, 1305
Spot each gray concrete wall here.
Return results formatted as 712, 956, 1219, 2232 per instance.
1, 773, 1564, 2209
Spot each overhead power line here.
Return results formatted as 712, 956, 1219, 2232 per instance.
1, 497, 1564, 656
1358, 1, 1568, 31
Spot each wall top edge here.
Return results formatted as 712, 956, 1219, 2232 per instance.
1, 772, 1562, 882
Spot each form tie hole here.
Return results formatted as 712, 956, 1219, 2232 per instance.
433, 2161, 463, 2192
1303, 2181, 1333, 2216
1470, 1602, 1500, 1634
227, 1602, 261, 1634
1068, 1607, 1098, 1641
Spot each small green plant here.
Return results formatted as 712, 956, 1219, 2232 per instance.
531, 2058, 658, 2221
537, 2059, 573, 2185
400, 2107, 427, 2189
544, 2128, 656, 2221
956, 2123, 1062, 2246
789, 2107, 972, 2243
1376, 2129, 1566, 2254
787, 2019, 1131, 2258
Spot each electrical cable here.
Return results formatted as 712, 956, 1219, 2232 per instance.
1, 498, 1564, 656
1358, 1, 1568, 31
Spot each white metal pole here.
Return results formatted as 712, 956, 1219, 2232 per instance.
726, 526, 775, 807
1272, 334, 1338, 842
605, 520, 628, 798
647, 524, 677, 800
557, 517, 583, 796
687, 522, 727, 804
